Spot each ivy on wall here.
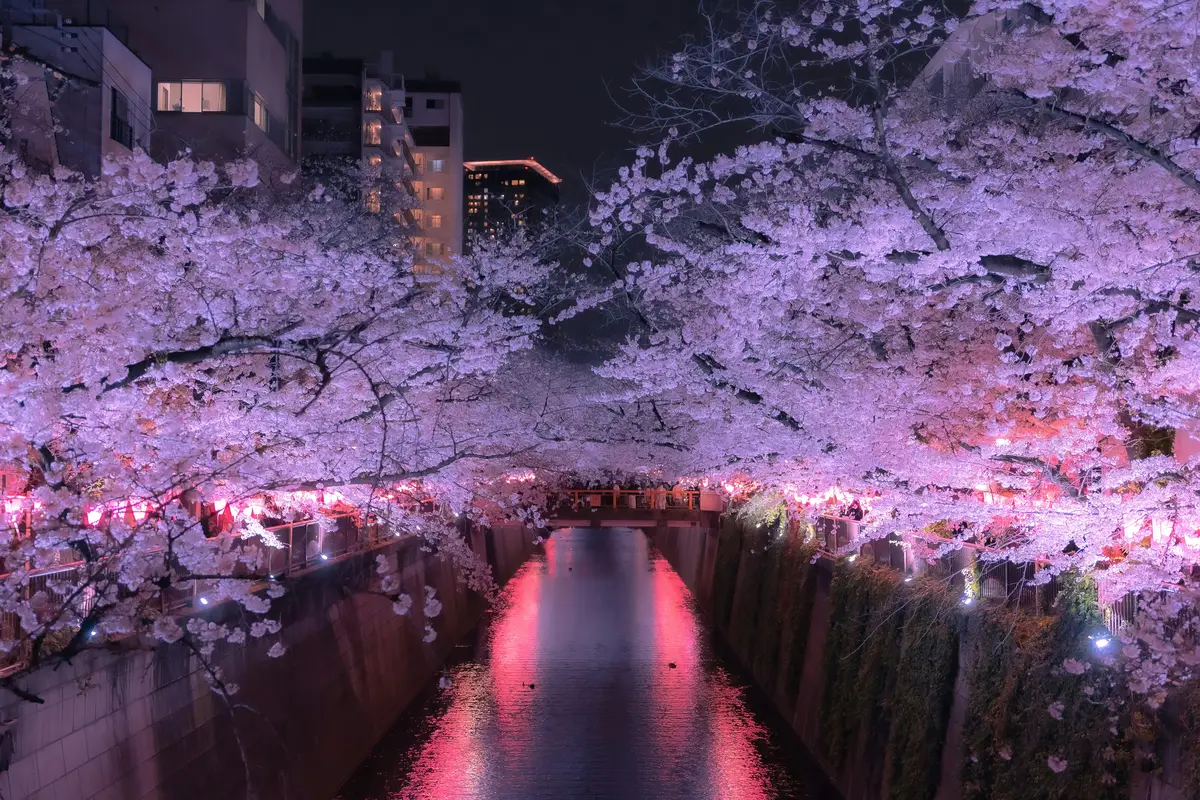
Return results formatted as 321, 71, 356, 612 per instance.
778, 533, 819, 706
695, 510, 1200, 800
962, 575, 1133, 800
886, 583, 960, 800
712, 508, 818, 701
817, 558, 960, 800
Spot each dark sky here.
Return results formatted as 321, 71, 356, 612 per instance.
306, 0, 704, 202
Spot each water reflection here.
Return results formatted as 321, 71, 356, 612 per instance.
337, 528, 834, 800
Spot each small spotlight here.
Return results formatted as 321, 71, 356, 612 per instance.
847, 554, 858, 562
320, 553, 329, 561
904, 576, 913, 583
89, 630, 98, 638
199, 597, 209, 606
1094, 637, 1111, 650
961, 595, 973, 607
269, 575, 278, 581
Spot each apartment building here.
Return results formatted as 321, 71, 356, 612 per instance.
49, 0, 303, 172
302, 51, 418, 228
464, 158, 561, 249
1, 1, 152, 177
403, 78, 464, 267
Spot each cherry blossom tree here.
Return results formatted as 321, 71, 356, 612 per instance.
591, 0, 1200, 696
0, 51, 590, 690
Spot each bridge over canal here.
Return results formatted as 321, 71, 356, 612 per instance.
546, 488, 722, 529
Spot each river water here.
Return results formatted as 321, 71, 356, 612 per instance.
337, 527, 836, 800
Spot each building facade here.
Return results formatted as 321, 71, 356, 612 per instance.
463, 158, 561, 248
404, 78, 463, 268
301, 52, 418, 233
48, 0, 303, 172
2, 2, 152, 177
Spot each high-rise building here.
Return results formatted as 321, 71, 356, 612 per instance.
403, 78, 463, 269
48, 0, 303, 172
463, 158, 561, 248
302, 52, 417, 228
1, 3, 153, 177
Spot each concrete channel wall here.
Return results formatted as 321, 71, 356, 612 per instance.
0, 523, 539, 800
651, 521, 1190, 800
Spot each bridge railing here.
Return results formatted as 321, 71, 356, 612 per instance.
563, 489, 704, 511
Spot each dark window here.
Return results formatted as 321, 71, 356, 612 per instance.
411, 126, 450, 147
425, 98, 445, 110
110, 88, 133, 148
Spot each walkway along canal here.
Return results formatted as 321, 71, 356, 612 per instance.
338, 527, 836, 799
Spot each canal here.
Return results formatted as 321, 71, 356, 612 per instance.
337, 527, 836, 800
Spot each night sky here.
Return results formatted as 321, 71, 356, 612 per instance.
306, 0, 704, 203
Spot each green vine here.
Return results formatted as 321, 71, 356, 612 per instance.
818, 557, 960, 800
962, 574, 1133, 800
886, 580, 960, 800
779, 533, 819, 706
819, 558, 901, 771
704, 507, 1196, 800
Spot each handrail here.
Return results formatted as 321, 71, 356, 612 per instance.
563, 488, 704, 511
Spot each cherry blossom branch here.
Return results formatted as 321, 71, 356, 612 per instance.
1018, 93, 1200, 195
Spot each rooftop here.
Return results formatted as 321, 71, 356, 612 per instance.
464, 158, 562, 185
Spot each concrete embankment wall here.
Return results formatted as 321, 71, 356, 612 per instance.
0, 523, 539, 800
652, 520, 1193, 800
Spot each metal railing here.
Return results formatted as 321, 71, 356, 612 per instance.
0, 507, 412, 675
562, 488, 702, 511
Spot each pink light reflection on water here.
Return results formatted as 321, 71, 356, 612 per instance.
340, 529, 829, 800
648, 551, 774, 800
389, 551, 546, 800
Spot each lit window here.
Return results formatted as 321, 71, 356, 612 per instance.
411, 208, 424, 223
412, 181, 423, 196
365, 120, 381, 145
156, 81, 226, 112
366, 87, 382, 112
250, 93, 268, 132
430, 214, 442, 229
365, 189, 380, 213
412, 152, 424, 167
255, 0, 265, 18
430, 159, 445, 173
427, 186, 444, 201
367, 154, 382, 166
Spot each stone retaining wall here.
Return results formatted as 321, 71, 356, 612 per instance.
652, 521, 1190, 800
0, 523, 538, 800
